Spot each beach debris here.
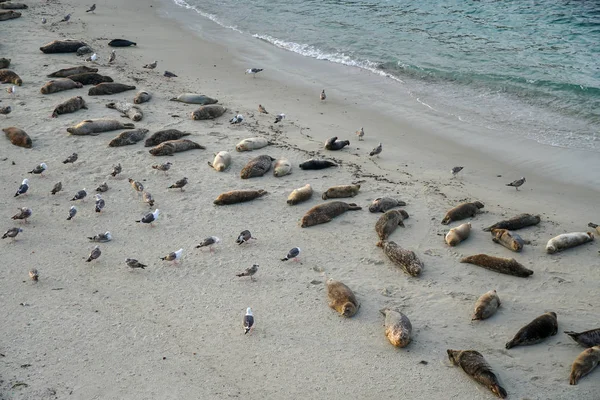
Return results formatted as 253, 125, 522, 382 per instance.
59, 13, 71, 23
96, 182, 108, 192
320, 89, 326, 101
452, 166, 464, 177
63, 153, 78, 164
108, 50, 116, 64
143, 61, 157, 69
163, 71, 177, 78
152, 162, 171, 174
29, 269, 39, 281
0, 105, 11, 117
110, 163, 122, 177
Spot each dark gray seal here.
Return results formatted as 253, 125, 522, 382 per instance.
190, 105, 227, 120
109, 129, 149, 147
447, 350, 507, 399
324, 136, 350, 150
40, 40, 88, 54
240, 155, 275, 179
565, 328, 600, 348
505, 312, 558, 349
483, 213, 541, 232
369, 197, 407, 213
88, 83, 136, 96
298, 159, 337, 170
68, 73, 113, 85
144, 129, 191, 147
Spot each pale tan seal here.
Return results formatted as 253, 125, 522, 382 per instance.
214, 189, 268, 205
144, 129, 191, 147
375, 209, 409, 246
505, 312, 558, 349
569, 346, 600, 385
3, 127, 31, 148
287, 184, 313, 205
472, 290, 500, 321
369, 197, 406, 213
47, 66, 98, 78
321, 185, 360, 200
106, 101, 143, 121
133, 90, 151, 104
52, 96, 87, 117
0, 69, 22, 86
108, 128, 149, 147
447, 350, 507, 399
208, 151, 231, 172
327, 279, 359, 318
546, 232, 594, 254
380, 240, 423, 277
491, 229, 527, 252
273, 159, 292, 177
88, 82, 136, 96
190, 105, 227, 120
441, 201, 484, 225
240, 155, 275, 179
460, 254, 533, 277
445, 222, 471, 246
236, 137, 269, 152
564, 328, 600, 348
300, 201, 361, 227
40, 78, 83, 94
483, 213, 541, 232
67, 119, 134, 135
380, 308, 412, 348
149, 139, 205, 156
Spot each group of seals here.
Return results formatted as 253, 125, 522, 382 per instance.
300, 201, 361, 228
505, 312, 558, 349
40, 40, 88, 54
460, 254, 533, 277
299, 159, 337, 170
170, 93, 218, 105
236, 137, 269, 152
375, 209, 409, 246
213, 189, 267, 205
287, 184, 313, 205
321, 185, 360, 200
369, 197, 406, 213
190, 105, 227, 120
149, 139, 205, 156
106, 101, 143, 121
144, 129, 190, 147
445, 222, 471, 246
67, 119, 134, 136
3, 127, 31, 148
88, 83, 136, 96
327, 280, 359, 318
447, 350, 507, 398
441, 201, 484, 225
52, 96, 87, 117
0, 69, 22, 85
208, 151, 231, 172
240, 155, 275, 179
379, 240, 423, 276
325, 136, 350, 151
47, 66, 97, 78
545, 232, 594, 254
40, 78, 83, 94
109, 129, 149, 147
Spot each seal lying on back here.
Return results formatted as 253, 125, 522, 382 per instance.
0, 70, 22, 85
369, 197, 406, 213
40, 78, 82, 94
447, 350, 507, 399
0, 58, 10, 69
441, 201, 484, 225
300, 201, 361, 228
375, 210, 409, 246
106, 101, 143, 121
214, 189, 268, 205
460, 254, 533, 277
491, 229, 527, 252
322, 185, 360, 200
47, 66, 98, 78
170, 93, 218, 105
40, 40, 88, 54
324, 136, 350, 151
236, 137, 269, 152
380, 308, 412, 348
327, 280, 359, 318
472, 290, 500, 321
570, 346, 600, 385
445, 222, 471, 246
149, 139, 205, 156
190, 105, 227, 120
52, 96, 87, 117
380, 240, 423, 277
546, 232, 594, 254
109, 128, 149, 147
67, 119, 134, 136
88, 83, 136, 95
299, 159, 337, 170
68, 73, 113, 85
134, 90, 151, 104
0, 10, 21, 21
565, 328, 600, 348
483, 213, 541, 232
240, 155, 275, 179
287, 184, 313, 205
3, 127, 31, 148
144, 129, 191, 147
505, 312, 558, 349
208, 151, 231, 172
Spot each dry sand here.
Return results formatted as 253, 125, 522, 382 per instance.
0, 0, 599, 399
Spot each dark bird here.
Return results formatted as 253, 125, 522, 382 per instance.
152, 162, 172, 174
110, 163, 122, 177
136, 209, 159, 225
451, 166, 464, 177
63, 153, 78, 164
370, 142, 382, 157
281, 247, 301, 262
245, 68, 263, 78
108, 50, 116, 64
236, 230, 255, 245
86, 4, 96, 13
96, 182, 108, 192
28, 163, 48, 176
0, 106, 11, 117
243, 308, 254, 334
51, 181, 62, 195
12, 207, 32, 223
195, 236, 221, 252
88, 231, 112, 242
86, 245, 101, 262
168, 177, 188, 191
126, 258, 147, 269
506, 177, 526, 191
236, 264, 259, 281
164, 71, 177, 78
71, 188, 87, 201
14, 179, 29, 197
67, 206, 77, 220
2, 227, 22, 240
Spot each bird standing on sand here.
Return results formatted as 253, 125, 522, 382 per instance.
12, 207, 32, 223
85, 53, 97, 63
71, 189, 87, 201
356, 127, 364, 141
274, 113, 286, 124
86, 245, 101, 262
0, 106, 11, 117
258, 104, 268, 114
229, 114, 244, 124
86, 4, 96, 13
243, 308, 254, 334
108, 50, 116, 64
51, 181, 62, 195
136, 209, 159, 226
168, 177, 187, 191
96, 182, 108, 192
236, 264, 259, 281
196, 236, 221, 253
126, 258, 146, 269
67, 205, 77, 220
29, 269, 39, 281
451, 166, 464, 178
2, 227, 22, 240
370, 142, 382, 157
142, 191, 155, 207
152, 162, 172, 174
128, 178, 144, 195
236, 230, 255, 245
63, 153, 78, 164
245, 68, 263, 78
281, 247, 301, 262
94, 194, 105, 213
14, 179, 29, 197
320, 89, 326, 101
506, 177, 526, 191
164, 71, 178, 78
60, 13, 71, 23
111, 163, 122, 178
88, 231, 112, 242
143, 61, 157, 69
6, 86, 16, 95
28, 163, 48, 177
160, 248, 183, 264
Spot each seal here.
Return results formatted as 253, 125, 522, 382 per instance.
375, 210, 409, 246
88, 82, 136, 96
0, 69, 22, 86
52, 96, 87, 117
491, 229, 528, 252
208, 151, 232, 172
300, 201, 362, 228
40, 40, 88, 54
106, 101, 143, 121
144, 129, 191, 147
447, 350, 507, 399
369, 197, 406, 213
546, 232, 594, 254
505, 312, 558, 349
149, 139, 205, 156
445, 222, 471, 246
108, 39, 137, 47
273, 159, 292, 177
41, 78, 83, 94
108, 128, 149, 147
322, 185, 360, 200
240, 155, 275, 179
287, 184, 313, 205
380, 308, 412, 348
47, 66, 98, 78
0, 3, 27, 9
570, 346, 600, 385
236, 137, 269, 152
327, 279, 359, 318
0, 10, 20, 21
441, 201, 484, 225
133, 90, 151, 104
190, 105, 227, 120
214, 189, 268, 205
324, 136, 350, 151
0, 58, 10, 69
68, 73, 113, 85
483, 213, 541, 232
76, 46, 93, 56
3, 126, 32, 148
67, 119, 135, 136
565, 328, 600, 348
170, 93, 218, 105
379, 240, 423, 276
460, 254, 533, 277
472, 289, 500, 321
299, 159, 337, 170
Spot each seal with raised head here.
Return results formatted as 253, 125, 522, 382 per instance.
460, 254, 533, 277
0, 70, 22, 86
149, 139, 205, 156
322, 185, 360, 200
483, 213, 541, 232
236, 137, 269, 152
379, 240, 423, 276
109, 128, 149, 147
40, 40, 88, 54
52, 96, 87, 117
375, 209, 409, 246
546, 232, 594, 254
214, 189, 268, 205
299, 159, 337, 170
47, 66, 98, 78
505, 312, 558, 349
565, 328, 600, 348
190, 105, 227, 120
327, 279, 359, 318
273, 159, 292, 177
369, 197, 406, 213
324, 136, 350, 151
3, 127, 31, 148
472, 290, 500, 321
106, 101, 143, 121
88, 82, 136, 96
134, 90, 151, 104
0, 58, 10, 69
68, 73, 113, 85
208, 151, 231, 172
300, 201, 362, 228
144, 129, 191, 147
240, 155, 275, 179
0, 10, 20, 21
67, 119, 134, 136
447, 350, 507, 399
570, 346, 600, 385
170, 93, 218, 105
41, 78, 83, 94
380, 308, 412, 348
445, 222, 471, 246
441, 201, 484, 225
287, 184, 313, 205
491, 229, 527, 252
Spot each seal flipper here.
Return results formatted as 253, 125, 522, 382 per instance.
490, 383, 507, 399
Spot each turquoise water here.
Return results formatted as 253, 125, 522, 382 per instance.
171, 0, 600, 150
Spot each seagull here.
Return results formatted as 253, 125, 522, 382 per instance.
236, 230, 255, 245
195, 236, 221, 253
152, 162, 171, 174
164, 71, 177, 78
451, 166, 464, 178
85, 53, 97, 63
28, 163, 48, 177
245, 68, 263, 78
0, 106, 11, 117
88, 231, 112, 242
41, 18, 47, 24
274, 113, 286, 124
258, 104, 268, 114
60, 13, 71, 23
128, 178, 144, 195
6, 86, 15, 95
168, 177, 187, 191
136, 209, 159, 226
356, 127, 364, 141
281, 247, 301, 262
108, 50, 116, 64
126, 258, 147, 269
63, 153, 78, 164
2, 227, 22, 240
71, 188, 87, 201
143, 61, 157, 69
14, 179, 29, 197
29, 269, 39, 281
236, 264, 259, 281
96, 182, 108, 192
370, 142, 382, 157
86, 4, 96, 13
94, 194, 105, 213
86, 245, 101, 262
229, 114, 244, 124
142, 191, 155, 207
243, 307, 254, 334
51, 181, 62, 195
110, 163, 122, 177
506, 177, 526, 191
160, 248, 183, 264
320, 89, 326, 101
66, 205, 77, 220
12, 207, 32, 223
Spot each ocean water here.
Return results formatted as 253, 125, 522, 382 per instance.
170, 0, 600, 151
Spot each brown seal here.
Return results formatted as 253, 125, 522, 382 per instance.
445, 222, 471, 246
564, 328, 600, 348
505, 312, 558, 349
369, 197, 406, 213
214, 189, 268, 205
88, 82, 136, 96
491, 229, 527, 252
109, 129, 149, 147
441, 201, 484, 225
483, 213, 541, 232
3, 127, 31, 148
460, 254, 533, 277
190, 105, 227, 120
240, 155, 275, 179
41, 78, 82, 94
68, 73, 113, 85
40, 40, 88, 54
327, 279, 359, 318
324, 136, 350, 150
149, 139, 205, 156
106, 101, 143, 121
52, 96, 87, 118
380, 240, 423, 276
321, 185, 360, 200
300, 201, 362, 228
0, 10, 21, 21
144, 129, 191, 147
546, 232, 594, 254
472, 290, 500, 321
569, 346, 600, 385
287, 184, 313, 205
447, 350, 507, 399
0, 69, 22, 86
375, 209, 409, 246
134, 90, 151, 104
47, 66, 98, 78
0, 58, 10, 69
380, 308, 412, 348
67, 119, 134, 136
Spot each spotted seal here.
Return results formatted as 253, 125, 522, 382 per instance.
546, 232, 594, 254
447, 350, 507, 398
68, 73, 113, 85
149, 139, 205, 156
379, 240, 423, 277
144, 129, 191, 147
109, 129, 149, 147
40, 40, 88, 54
3, 127, 31, 148
460, 254, 533, 277
47, 66, 97, 78
321, 185, 360, 200
190, 105, 227, 120
491, 229, 528, 252
88, 83, 136, 96
375, 210, 409, 246
170, 93, 218, 105
327, 279, 359, 318
214, 189, 268, 205
380, 308, 412, 348
300, 201, 361, 228
41, 78, 83, 94
0, 69, 22, 86
324, 136, 350, 151
52, 96, 87, 118
67, 119, 134, 136
483, 213, 541, 232
565, 328, 600, 348
369, 197, 406, 213
106, 101, 143, 121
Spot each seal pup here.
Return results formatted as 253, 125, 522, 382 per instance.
287, 184, 313, 205
245, 68, 263, 77
546, 232, 594, 254
505, 312, 558, 349
88, 231, 112, 242
128, 178, 144, 195
369, 198, 407, 213
71, 188, 87, 201
136, 209, 159, 226
168, 177, 188, 191
281, 247, 301, 262
327, 280, 359, 317
258, 104, 268, 114
370, 142, 382, 157
208, 151, 231, 172
472, 290, 500, 321
133, 91, 151, 104
40, 79, 83, 94
126, 259, 146, 269
2, 227, 22, 240
214, 189, 267, 205
320, 89, 326, 101
161, 248, 183, 264
67, 119, 134, 136
14, 178, 29, 197
375, 210, 409, 246
143, 61, 157, 69
66, 206, 77, 220
236, 264, 259, 281
460, 254, 533, 277
86, 246, 101, 262
152, 162, 172, 174
28, 163, 47, 177
170, 93, 218, 105
445, 222, 471, 246
299, 159, 337, 170
106, 101, 143, 121
451, 166, 464, 177
110, 163, 122, 177
506, 177, 526, 190
379, 240, 423, 277
236, 230, 255, 245
243, 308, 254, 334
324, 136, 350, 151
47, 66, 98, 78
491, 229, 527, 252
569, 346, 600, 385
142, 191, 154, 207
230, 114, 244, 124
94, 194, 105, 213
356, 127, 364, 141
149, 139, 205, 156
3, 127, 31, 148
240, 155, 275, 179
51, 181, 62, 195
447, 350, 507, 399
89, 83, 136, 96
236, 137, 269, 152
86, 3, 96, 13
108, 128, 149, 147
0, 70, 22, 86
380, 308, 412, 348
564, 328, 600, 348
274, 113, 285, 124
108, 39, 137, 47
164, 71, 177, 78
0, 58, 10, 69
196, 236, 221, 253
273, 159, 292, 177
0, 10, 21, 21
441, 201, 484, 225
145, 129, 191, 147
322, 185, 360, 200
0, 105, 11, 117
483, 213, 541, 232
29, 269, 39, 282
12, 207, 32, 223
300, 201, 362, 228
52, 96, 87, 118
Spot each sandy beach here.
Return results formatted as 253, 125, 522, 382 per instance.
1, 0, 599, 399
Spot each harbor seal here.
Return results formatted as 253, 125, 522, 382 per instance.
447, 350, 507, 399
327, 280, 359, 318
0, 69, 22, 85
483, 213, 541, 232
236, 137, 269, 152
208, 151, 232, 172
460, 254, 533, 277
52, 96, 87, 117
190, 105, 227, 120
369, 197, 407, 213
299, 159, 337, 170
149, 139, 205, 156
47, 66, 97, 78
0, 58, 10, 69
300, 201, 362, 228
240, 155, 275, 179
214, 189, 268, 205
144, 129, 191, 147
441, 201, 484, 225
375, 210, 409, 246
170, 93, 218, 105
472, 289, 500, 321
106, 101, 143, 121
570, 346, 600, 385
0, 10, 20, 21
68, 73, 113, 85
108, 39, 137, 47
109, 128, 149, 147
505, 312, 558, 349
76, 46, 93, 56
40, 40, 88, 54
380, 240, 423, 277
325, 136, 350, 151
445, 222, 471, 246
41, 78, 82, 94
287, 184, 313, 205
321, 185, 360, 200
133, 90, 151, 104
491, 229, 527, 252
546, 232, 594, 254
88, 83, 136, 96
3, 127, 31, 148
380, 308, 412, 348
565, 328, 600, 348
0, 3, 27, 9
273, 159, 292, 177
67, 119, 134, 136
